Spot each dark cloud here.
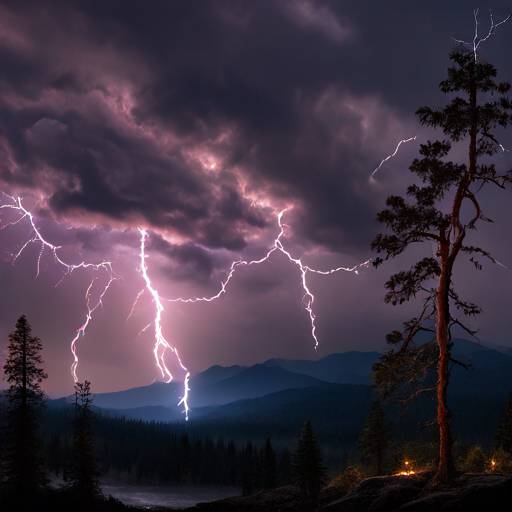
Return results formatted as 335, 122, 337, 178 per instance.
2, 0, 510, 256
1, 0, 512, 395
148, 234, 214, 284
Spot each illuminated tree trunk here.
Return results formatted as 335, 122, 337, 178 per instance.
434, 66, 477, 484
434, 246, 456, 482
372, 50, 512, 486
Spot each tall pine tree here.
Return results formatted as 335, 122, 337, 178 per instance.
67, 381, 102, 499
372, 50, 512, 483
293, 419, 326, 497
494, 392, 512, 455
2, 315, 48, 496
262, 438, 276, 490
357, 401, 391, 476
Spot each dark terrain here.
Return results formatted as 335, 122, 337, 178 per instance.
5, 472, 511, 512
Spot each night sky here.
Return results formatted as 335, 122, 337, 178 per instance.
1, 1, 512, 398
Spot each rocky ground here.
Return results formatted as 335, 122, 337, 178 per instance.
4, 473, 511, 511
183, 472, 512, 512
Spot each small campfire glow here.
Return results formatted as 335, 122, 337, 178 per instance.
397, 460, 415, 476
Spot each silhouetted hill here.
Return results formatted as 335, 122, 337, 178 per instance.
451, 338, 512, 368
47, 341, 512, 424
91, 381, 183, 409
262, 351, 381, 382
189, 385, 335, 420
193, 364, 246, 385
333, 370, 371, 385
71, 352, 374, 412
188, 364, 329, 408
58, 362, 329, 413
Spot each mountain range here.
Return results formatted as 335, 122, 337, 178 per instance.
48, 339, 512, 424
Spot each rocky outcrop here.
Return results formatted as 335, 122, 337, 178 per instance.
186, 473, 512, 512
319, 473, 431, 512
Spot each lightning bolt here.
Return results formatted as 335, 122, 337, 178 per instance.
70, 274, 119, 382
135, 208, 370, 420
137, 228, 191, 419
451, 8, 511, 62
167, 208, 371, 351
2, 193, 369, 421
0, 193, 118, 383
370, 136, 417, 182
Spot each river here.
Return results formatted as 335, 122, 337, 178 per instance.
49, 476, 240, 509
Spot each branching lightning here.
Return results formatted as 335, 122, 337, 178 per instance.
165, 209, 370, 351
134, 208, 370, 418
451, 8, 511, 62
0, 193, 118, 383
138, 228, 191, 419
1, 193, 369, 421
70, 275, 118, 382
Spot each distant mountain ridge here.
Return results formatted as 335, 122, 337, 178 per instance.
54, 350, 379, 413
91, 381, 182, 409
260, 351, 381, 383
48, 341, 512, 423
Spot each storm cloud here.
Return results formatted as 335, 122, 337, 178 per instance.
1, 0, 512, 396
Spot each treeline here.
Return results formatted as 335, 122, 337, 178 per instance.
41, 380, 373, 478
43, 407, 294, 488
39, 373, 512, 486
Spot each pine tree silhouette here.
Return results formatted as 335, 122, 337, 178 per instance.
372, 50, 512, 483
293, 419, 326, 496
67, 381, 102, 499
2, 315, 48, 497
495, 392, 512, 454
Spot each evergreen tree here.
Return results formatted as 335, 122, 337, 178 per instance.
2, 315, 48, 496
357, 401, 391, 476
192, 438, 203, 484
293, 419, 326, 496
242, 442, 253, 496
278, 446, 292, 486
67, 381, 102, 499
179, 433, 192, 483
226, 440, 237, 486
494, 392, 512, 454
262, 438, 276, 489
372, 50, 512, 483
252, 444, 262, 491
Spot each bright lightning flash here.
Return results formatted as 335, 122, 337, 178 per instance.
138, 228, 191, 419
165, 209, 371, 351
451, 8, 511, 62
135, 209, 370, 420
1, 193, 370, 422
0, 193, 118, 383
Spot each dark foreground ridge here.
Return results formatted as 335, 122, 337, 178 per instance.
2, 473, 512, 511
185, 472, 512, 512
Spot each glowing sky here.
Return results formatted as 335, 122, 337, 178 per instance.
1, 1, 512, 397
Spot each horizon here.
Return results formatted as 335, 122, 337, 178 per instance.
42, 335, 510, 400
